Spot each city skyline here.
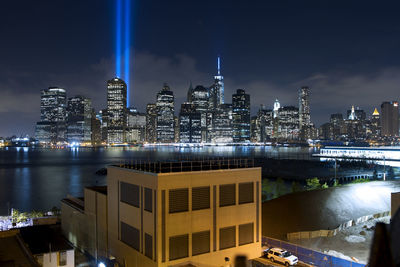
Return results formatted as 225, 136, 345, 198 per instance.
3, 1, 400, 136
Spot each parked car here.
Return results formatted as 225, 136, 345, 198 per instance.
265, 247, 298, 266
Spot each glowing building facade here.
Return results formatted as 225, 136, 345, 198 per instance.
298, 87, 310, 128
146, 104, 157, 143
370, 108, 381, 138
66, 95, 92, 145
188, 85, 209, 142
380, 101, 399, 137
156, 84, 175, 143
35, 87, 67, 144
277, 106, 300, 140
256, 106, 274, 142
232, 89, 251, 142
127, 107, 146, 143
107, 78, 127, 144
211, 104, 233, 143
179, 103, 201, 143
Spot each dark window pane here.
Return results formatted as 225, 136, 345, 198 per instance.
219, 184, 236, 207
145, 233, 153, 259
169, 234, 189, 260
239, 182, 254, 204
121, 221, 140, 251
192, 231, 210, 256
219, 226, 236, 250
120, 182, 140, 208
192, 186, 210, 211
239, 223, 254, 245
169, 188, 188, 213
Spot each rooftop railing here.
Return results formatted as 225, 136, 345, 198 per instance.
115, 158, 256, 173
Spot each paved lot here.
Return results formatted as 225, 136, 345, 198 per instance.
254, 256, 311, 267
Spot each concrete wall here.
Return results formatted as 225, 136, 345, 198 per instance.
107, 167, 158, 267
61, 188, 107, 260
84, 188, 108, 258
107, 166, 262, 267
61, 201, 92, 254
41, 250, 74, 267
287, 210, 390, 241
392, 191, 400, 217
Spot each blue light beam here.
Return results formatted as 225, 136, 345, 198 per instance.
124, 0, 131, 107
116, 0, 122, 77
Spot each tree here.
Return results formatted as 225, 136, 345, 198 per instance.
306, 177, 321, 190
262, 179, 274, 201
291, 181, 303, 193
275, 178, 286, 198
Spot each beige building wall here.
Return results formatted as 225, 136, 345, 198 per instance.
61, 187, 108, 259
107, 166, 261, 267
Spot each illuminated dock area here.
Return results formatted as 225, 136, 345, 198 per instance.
315, 146, 400, 167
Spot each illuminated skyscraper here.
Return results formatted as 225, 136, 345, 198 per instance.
257, 106, 274, 142
179, 103, 201, 143
273, 99, 280, 118
330, 113, 344, 139
188, 85, 209, 142
66, 95, 92, 144
298, 86, 311, 128
35, 87, 67, 144
370, 108, 381, 138
97, 109, 108, 143
107, 77, 127, 144
232, 89, 251, 142
381, 101, 399, 137
211, 104, 233, 143
277, 106, 300, 140
298, 86, 312, 140
156, 83, 175, 143
146, 103, 157, 143
127, 107, 146, 143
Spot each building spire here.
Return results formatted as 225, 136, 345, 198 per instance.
217, 56, 221, 75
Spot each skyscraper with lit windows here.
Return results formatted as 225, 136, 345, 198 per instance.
232, 89, 251, 142
156, 83, 175, 143
66, 95, 92, 145
298, 86, 311, 140
107, 77, 127, 144
381, 101, 399, 137
35, 87, 67, 144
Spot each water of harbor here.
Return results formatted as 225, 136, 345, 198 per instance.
0, 146, 317, 215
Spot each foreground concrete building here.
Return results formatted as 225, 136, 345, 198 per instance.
61, 186, 108, 260
61, 159, 261, 267
107, 159, 261, 266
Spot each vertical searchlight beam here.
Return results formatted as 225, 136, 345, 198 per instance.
124, 0, 131, 107
115, 0, 122, 77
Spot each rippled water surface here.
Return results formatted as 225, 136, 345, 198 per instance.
0, 146, 316, 215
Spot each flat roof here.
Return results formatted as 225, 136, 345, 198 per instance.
86, 186, 107, 195
61, 198, 84, 212
0, 234, 38, 266
19, 225, 73, 255
110, 158, 256, 174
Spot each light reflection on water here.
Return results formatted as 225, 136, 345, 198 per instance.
0, 146, 316, 215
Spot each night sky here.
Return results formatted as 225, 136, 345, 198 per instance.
1, 0, 400, 136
